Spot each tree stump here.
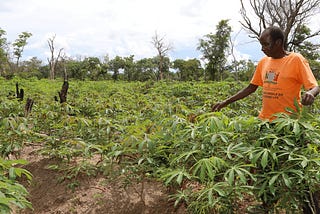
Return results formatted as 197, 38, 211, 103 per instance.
58, 81, 69, 103
24, 98, 34, 117
16, 82, 24, 101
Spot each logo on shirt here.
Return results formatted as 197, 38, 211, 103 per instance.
264, 71, 279, 84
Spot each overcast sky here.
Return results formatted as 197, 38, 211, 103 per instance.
0, 0, 265, 63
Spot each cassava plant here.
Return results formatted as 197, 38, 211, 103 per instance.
0, 158, 32, 213
144, 104, 320, 213
247, 102, 320, 212
1, 77, 319, 213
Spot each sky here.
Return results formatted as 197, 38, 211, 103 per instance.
0, 0, 265, 64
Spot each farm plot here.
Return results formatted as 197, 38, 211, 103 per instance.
1, 78, 320, 213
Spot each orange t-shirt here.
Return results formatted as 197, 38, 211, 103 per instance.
251, 52, 318, 120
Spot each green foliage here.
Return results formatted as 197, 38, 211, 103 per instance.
172, 58, 204, 81
0, 158, 32, 213
151, 106, 320, 213
0, 28, 10, 77
12, 32, 32, 66
198, 19, 232, 81
1, 78, 320, 213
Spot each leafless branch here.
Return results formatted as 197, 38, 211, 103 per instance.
47, 34, 63, 80
239, 0, 320, 51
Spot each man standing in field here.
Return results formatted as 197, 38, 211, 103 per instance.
213, 26, 320, 213
212, 26, 320, 120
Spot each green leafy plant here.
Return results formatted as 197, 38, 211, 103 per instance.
0, 158, 32, 213
1, 78, 319, 213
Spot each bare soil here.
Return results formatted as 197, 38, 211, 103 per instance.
13, 144, 187, 214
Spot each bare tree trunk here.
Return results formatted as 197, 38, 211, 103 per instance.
47, 35, 63, 80
159, 53, 163, 80
151, 32, 172, 81
230, 29, 242, 81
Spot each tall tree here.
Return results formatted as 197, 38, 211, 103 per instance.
0, 28, 9, 76
239, 0, 320, 51
47, 34, 63, 80
151, 31, 172, 81
12, 31, 32, 67
197, 19, 232, 81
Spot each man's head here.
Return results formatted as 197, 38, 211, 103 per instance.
259, 26, 286, 58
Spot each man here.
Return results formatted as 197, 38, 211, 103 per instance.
212, 26, 320, 120
213, 26, 320, 213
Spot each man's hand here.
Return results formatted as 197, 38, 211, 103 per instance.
211, 101, 227, 112
301, 91, 315, 105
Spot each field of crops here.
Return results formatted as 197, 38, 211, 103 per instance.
1, 77, 320, 213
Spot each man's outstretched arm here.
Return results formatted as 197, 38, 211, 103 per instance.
212, 83, 259, 111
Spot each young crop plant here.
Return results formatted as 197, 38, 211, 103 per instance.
0, 158, 32, 213
0, 115, 30, 158
1, 78, 320, 213
244, 104, 320, 213
146, 112, 254, 212
146, 103, 320, 213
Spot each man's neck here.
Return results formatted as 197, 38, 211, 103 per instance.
272, 50, 288, 59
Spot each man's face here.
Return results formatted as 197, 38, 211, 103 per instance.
259, 31, 276, 57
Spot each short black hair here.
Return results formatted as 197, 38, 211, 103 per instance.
264, 26, 285, 44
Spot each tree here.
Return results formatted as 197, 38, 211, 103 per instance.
229, 59, 256, 81
109, 56, 125, 81
19, 57, 43, 78
135, 58, 158, 81
239, 0, 320, 51
153, 56, 171, 80
47, 34, 63, 80
173, 59, 203, 81
0, 28, 9, 76
151, 31, 172, 81
197, 19, 232, 81
82, 57, 102, 80
65, 59, 85, 80
100, 54, 111, 80
122, 55, 135, 81
294, 25, 320, 78
12, 31, 32, 67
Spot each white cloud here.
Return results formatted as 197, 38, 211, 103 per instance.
0, 0, 256, 63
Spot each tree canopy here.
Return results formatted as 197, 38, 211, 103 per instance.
198, 19, 232, 81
